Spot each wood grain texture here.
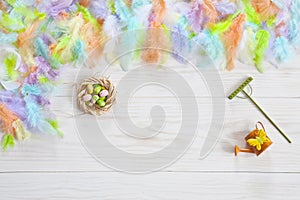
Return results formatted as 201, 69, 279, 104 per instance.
1, 58, 300, 199
0, 172, 300, 200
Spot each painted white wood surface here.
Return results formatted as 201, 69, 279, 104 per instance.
0, 58, 300, 199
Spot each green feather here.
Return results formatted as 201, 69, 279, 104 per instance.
47, 120, 64, 138
4, 54, 18, 80
2, 134, 15, 151
38, 76, 50, 84
0, 12, 25, 31
5, 0, 16, 6
209, 12, 239, 34
52, 36, 71, 63
254, 30, 270, 73
242, 0, 260, 25
76, 4, 99, 28
108, 0, 116, 14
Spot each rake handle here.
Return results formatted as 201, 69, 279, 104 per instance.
242, 90, 292, 143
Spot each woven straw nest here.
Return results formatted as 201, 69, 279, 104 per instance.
77, 76, 116, 116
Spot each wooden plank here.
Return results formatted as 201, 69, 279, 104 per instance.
0, 172, 299, 200
0, 97, 299, 172
54, 63, 300, 98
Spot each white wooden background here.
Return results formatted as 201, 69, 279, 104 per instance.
1, 56, 300, 200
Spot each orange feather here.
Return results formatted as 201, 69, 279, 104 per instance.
80, 0, 91, 7
17, 21, 40, 66
0, 104, 18, 136
203, 0, 218, 24
222, 14, 246, 70
141, 23, 165, 63
152, 0, 166, 24
251, 0, 280, 21
141, 0, 167, 63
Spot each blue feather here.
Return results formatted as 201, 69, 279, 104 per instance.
23, 94, 57, 135
114, 0, 132, 25
23, 95, 42, 128
118, 17, 140, 71
34, 38, 50, 62
193, 30, 225, 61
288, 0, 300, 45
72, 40, 86, 65
34, 37, 59, 69
273, 36, 294, 62
131, 0, 152, 9
0, 32, 18, 44
21, 84, 42, 96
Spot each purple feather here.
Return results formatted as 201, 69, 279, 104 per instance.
171, 21, 190, 63
187, 0, 206, 33
35, 57, 59, 81
25, 57, 59, 84
0, 91, 27, 120
39, 0, 76, 17
214, 0, 236, 17
89, 0, 108, 19
17, 63, 29, 73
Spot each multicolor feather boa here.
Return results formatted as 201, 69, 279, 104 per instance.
0, 0, 299, 149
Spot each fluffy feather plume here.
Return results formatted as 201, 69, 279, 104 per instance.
193, 30, 225, 62
151, 0, 166, 24
214, 0, 237, 17
238, 27, 255, 65
241, 0, 260, 24
34, 37, 59, 69
202, 0, 218, 24
23, 94, 57, 135
0, 102, 30, 148
113, 0, 142, 70
254, 29, 271, 72
118, 17, 141, 71
4, 53, 18, 80
0, 32, 18, 44
17, 21, 40, 66
141, 0, 167, 63
209, 12, 239, 34
171, 17, 191, 63
141, 24, 167, 63
40, 0, 76, 17
0, 91, 27, 120
222, 13, 246, 70
273, 36, 293, 62
52, 13, 85, 64
288, 0, 300, 45
21, 84, 61, 135
0, 103, 18, 135
114, 0, 133, 25
251, 0, 280, 21
79, 21, 105, 65
89, 0, 108, 19
187, 0, 205, 32
1, 134, 14, 150
0, 11, 25, 31
0, 46, 22, 79
12, 119, 31, 141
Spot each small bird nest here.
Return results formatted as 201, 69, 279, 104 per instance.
77, 76, 116, 116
